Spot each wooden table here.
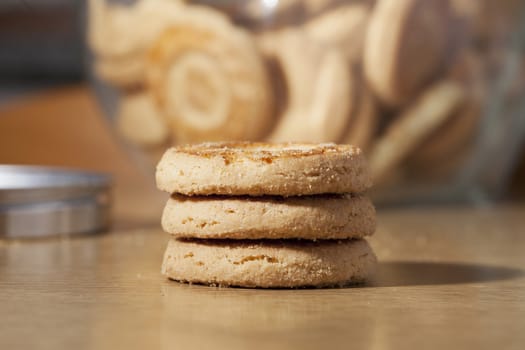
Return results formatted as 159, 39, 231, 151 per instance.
1, 87, 525, 349
1, 205, 524, 349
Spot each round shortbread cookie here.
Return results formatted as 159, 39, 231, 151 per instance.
369, 80, 465, 184
146, 6, 274, 143
162, 194, 376, 239
363, 0, 450, 106
266, 30, 353, 143
89, 0, 185, 88
162, 238, 377, 288
117, 90, 169, 147
156, 142, 372, 196
304, 3, 370, 64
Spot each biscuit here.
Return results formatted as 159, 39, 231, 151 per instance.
94, 57, 145, 88
162, 194, 376, 239
156, 142, 371, 196
266, 30, 353, 143
146, 6, 274, 143
162, 238, 377, 288
88, 0, 184, 87
117, 90, 169, 147
369, 80, 465, 184
304, 3, 370, 63
363, 0, 450, 106
88, 0, 136, 59
89, 0, 184, 57
410, 93, 480, 166
341, 75, 379, 151
409, 49, 484, 167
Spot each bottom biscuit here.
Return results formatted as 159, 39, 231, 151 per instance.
162, 238, 377, 288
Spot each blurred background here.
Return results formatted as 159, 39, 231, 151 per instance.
1, 0, 525, 209
0, 0, 85, 100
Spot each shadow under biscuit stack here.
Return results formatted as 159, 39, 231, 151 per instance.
156, 142, 377, 288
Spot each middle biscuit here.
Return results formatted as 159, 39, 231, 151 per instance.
162, 194, 376, 240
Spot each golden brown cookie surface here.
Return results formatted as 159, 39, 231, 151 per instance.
162, 194, 376, 239
162, 238, 377, 288
156, 142, 372, 196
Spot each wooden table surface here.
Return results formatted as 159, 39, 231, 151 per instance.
1, 87, 525, 349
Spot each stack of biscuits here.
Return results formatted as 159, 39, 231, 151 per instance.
156, 142, 377, 288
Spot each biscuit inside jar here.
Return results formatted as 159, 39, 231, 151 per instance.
146, 8, 274, 143
165, 52, 231, 130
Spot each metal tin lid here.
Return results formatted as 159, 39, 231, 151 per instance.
0, 165, 111, 238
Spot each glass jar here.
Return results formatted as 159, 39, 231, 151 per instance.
87, 0, 525, 204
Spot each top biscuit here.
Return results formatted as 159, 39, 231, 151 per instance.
156, 142, 371, 196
